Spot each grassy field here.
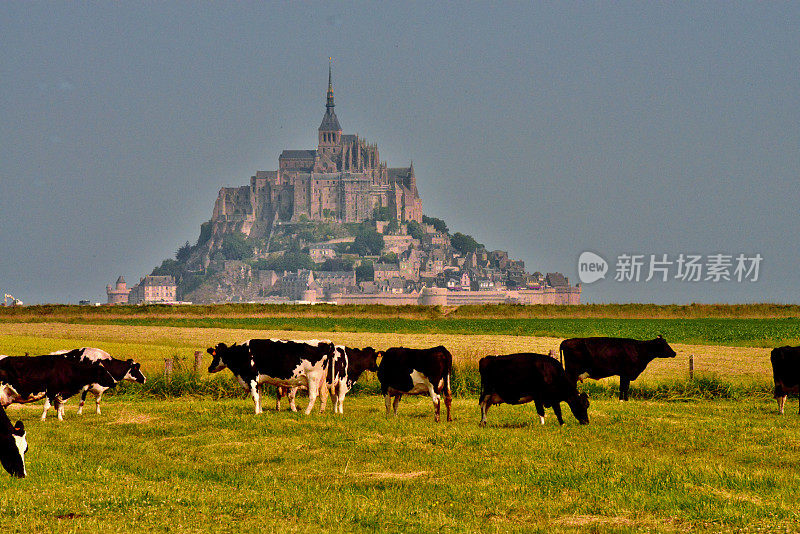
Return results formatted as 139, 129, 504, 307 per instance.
3, 396, 799, 533
3, 305, 800, 348
1, 309, 797, 531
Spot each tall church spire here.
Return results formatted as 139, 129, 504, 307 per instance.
319, 58, 342, 136
326, 58, 335, 110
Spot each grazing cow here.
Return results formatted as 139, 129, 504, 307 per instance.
771, 346, 800, 415
0, 406, 27, 478
276, 345, 379, 414
377, 346, 453, 422
560, 335, 676, 400
0, 355, 117, 420
51, 348, 147, 415
207, 339, 336, 415
479, 353, 589, 427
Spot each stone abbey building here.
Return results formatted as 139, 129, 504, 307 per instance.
211, 65, 423, 239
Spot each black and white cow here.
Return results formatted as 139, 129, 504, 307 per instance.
0, 405, 27, 478
0, 355, 117, 420
51, 348, 147, 415
377, 346, 453, 422
479, 353, 590, 426
771, 346, 800, 415
276, 345, 379, 414
560, 336, 676, 400
207, 339, 336, 415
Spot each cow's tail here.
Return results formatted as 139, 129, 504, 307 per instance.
559, 345, 564, 366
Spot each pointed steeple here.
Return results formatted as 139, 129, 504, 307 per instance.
319, 58, 341, 134
326, 58, 335, 109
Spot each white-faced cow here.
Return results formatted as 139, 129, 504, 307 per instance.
560, 336, 676, 400
771, 346, 800, 415
276, 345, 379, 414
51, 348, 147, 415
479, 353, 589, 427
0, 405, 27, 478
207, 339, 336, 415
0, 355, 117, 420
377, 346, 453, 422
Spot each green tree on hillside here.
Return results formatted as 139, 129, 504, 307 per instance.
355, 260, 374, 282
221, 234, 253, 260
422, 215, 448, 234
450, 232, 483, 255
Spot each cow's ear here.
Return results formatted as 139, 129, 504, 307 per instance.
657, 334, 663, 339
13, 421, 25, 434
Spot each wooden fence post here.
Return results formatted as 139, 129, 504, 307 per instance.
164, 358, 173, 378
194, 351, 203, 373
689, 354, 694, 380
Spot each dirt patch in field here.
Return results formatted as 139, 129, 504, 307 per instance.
106, 412, 155, 425
359, 470, 432, 480
556, 515, 634, 527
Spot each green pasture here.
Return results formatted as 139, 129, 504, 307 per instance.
3, 315, 800, 347
3, 396, 799, 533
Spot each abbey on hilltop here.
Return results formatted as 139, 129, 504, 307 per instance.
211, 63, 423, 240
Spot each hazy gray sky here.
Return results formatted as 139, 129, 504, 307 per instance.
1, 3, 798, 304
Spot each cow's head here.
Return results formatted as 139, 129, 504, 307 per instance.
207, 343, 229, 373
124, 360, 147, 384
653, 335, 677, 358
353, 347, 379, 372
1, 418, 27, 478
567, 392, 590, 425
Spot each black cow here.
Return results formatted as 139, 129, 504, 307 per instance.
51, 348, 147, 415
0, 406, 26, 478
207, 339, 336, 415
560, 335, 677, 400
276, 345, 379, 414
479, 353, 589, 426
0, 355, 117, 421
771, 346, 800, 415
377, 346, 453, 422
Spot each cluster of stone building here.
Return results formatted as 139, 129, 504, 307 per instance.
106, 276, 177, 305
182, 216, 580, 305
109, 64, 579, 306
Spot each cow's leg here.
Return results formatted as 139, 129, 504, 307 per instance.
318, 381, 329, 413
774, 395, 785, 415
94, 390, 103, 415
426, 381, 442, 422
40, 396, 51, 421
552, 403, 565, 426
392, 394, 402, 415
304, 376, 321, 415
275, 387, 283, 411
384, 394, 393, 415
55, 397, 65, 421
479, 398, 491, 426
288, 388, 299, 412
619, 376, 631, 401
77, 388, 89, 415
444, 390, 452, 422
337, 382, 347, 414
250, 380, 262, 414
534, 400, 546, 425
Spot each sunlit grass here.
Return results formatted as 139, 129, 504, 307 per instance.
2, 396, 799, 532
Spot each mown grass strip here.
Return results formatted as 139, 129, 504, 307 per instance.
7, 316, 799, 347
